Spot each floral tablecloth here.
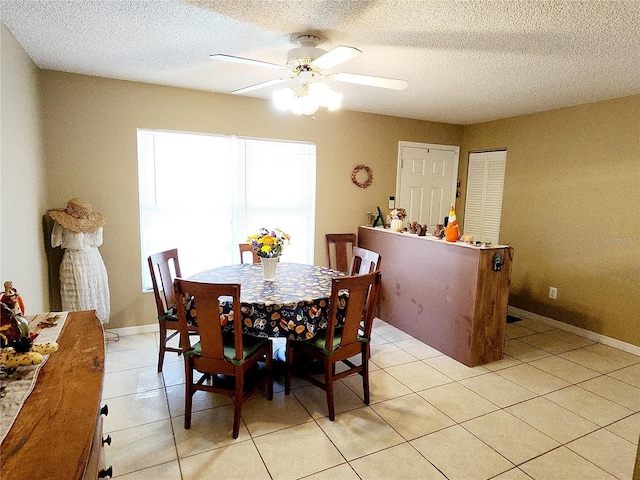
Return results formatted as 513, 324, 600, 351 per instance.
190, 263, 346, 340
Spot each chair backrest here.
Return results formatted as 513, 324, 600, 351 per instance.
174, 278, 244, 363
324, 271, 382, 351
325, 233, 357, 273
239, 243, 260, 264
350, 246, 382, 275
148, 248, 182, 317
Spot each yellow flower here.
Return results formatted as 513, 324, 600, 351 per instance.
262, 236, 275, 245
247, 227, 290, 258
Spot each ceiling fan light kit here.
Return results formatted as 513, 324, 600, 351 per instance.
211, 33, 407, 116
273, 71, 343, 115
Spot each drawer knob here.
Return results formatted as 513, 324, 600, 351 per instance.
100, 404, 109, 416
102, 434, 112, 446
98, 465, 113, 478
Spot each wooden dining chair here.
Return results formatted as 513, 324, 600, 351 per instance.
349, 246, 382, 275
173, 278, 273, 438
284, 270, 381, 420
148, 248, 198, 372
239, 243, 260, 264
325, 233, 357, 273
349, 246, 382, 334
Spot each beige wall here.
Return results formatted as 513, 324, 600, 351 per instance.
40, 70, 462, 329
3, 24, 638, 346
0, 24, 48, 313
460, 96, 640, 346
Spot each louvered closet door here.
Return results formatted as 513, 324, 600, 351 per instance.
464, 151, 506, 244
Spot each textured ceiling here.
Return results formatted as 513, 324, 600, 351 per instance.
1, 0, 639, 124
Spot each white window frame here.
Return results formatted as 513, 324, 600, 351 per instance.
137, 129, 316, 290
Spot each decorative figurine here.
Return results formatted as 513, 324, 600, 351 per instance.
366, 212, 374, 227
461, 234, 475, 243
1, 281, 25, 316
445, 206, 461, 242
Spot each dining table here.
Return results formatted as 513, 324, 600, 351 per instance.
189, 262, 346, 341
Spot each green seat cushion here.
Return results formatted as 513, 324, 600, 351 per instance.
185, 334, 269, 365
158, 311, 178, 321
305, 330, 369, 355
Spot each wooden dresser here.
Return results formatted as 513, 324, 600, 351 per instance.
1, 310, 111, 479
359, 226, 514, 367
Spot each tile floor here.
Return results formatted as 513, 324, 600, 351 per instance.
103, 318, 640, 479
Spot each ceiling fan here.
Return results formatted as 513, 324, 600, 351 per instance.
210, 34, 408, 114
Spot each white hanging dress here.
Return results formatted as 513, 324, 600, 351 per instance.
52, 222, 111, 323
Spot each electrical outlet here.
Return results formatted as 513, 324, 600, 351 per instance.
549, 287, 558, 299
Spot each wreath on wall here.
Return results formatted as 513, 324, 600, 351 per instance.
351, 164, 373, 189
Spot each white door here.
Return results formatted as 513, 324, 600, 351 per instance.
464, 150, 507, 244
396, 142, 459, 226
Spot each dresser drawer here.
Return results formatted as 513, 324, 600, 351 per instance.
0, 311, 106, 480
83, 405, 113, 479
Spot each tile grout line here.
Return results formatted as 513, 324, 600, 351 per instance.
102, 321, 639, 480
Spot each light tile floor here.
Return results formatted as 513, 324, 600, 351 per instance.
103, 318, 640, 479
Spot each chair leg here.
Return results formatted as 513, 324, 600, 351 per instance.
184, 361, 193, 429
232, 368, 243, 439
362, 344, 370, 405
325, 358, 336, 421
266, 342, 274, 401
158, 321, 167, 372
284, 342, 293, 395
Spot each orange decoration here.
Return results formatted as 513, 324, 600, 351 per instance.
445, 205, 460, 242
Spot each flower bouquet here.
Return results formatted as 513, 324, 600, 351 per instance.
248, 228, 290, 281
247, 228, 290, 258
390, 208, 407, 231
390, 208, 407, 220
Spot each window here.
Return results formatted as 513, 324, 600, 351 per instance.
463, 150, 506, 244
138, 129, 316, 290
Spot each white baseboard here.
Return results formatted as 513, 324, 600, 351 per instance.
105, 323, 159, 337
108, 309, 640, 358
508, 306, 640, 357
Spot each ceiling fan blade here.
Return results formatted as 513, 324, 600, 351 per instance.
232, 77, 291, 95
329, 72, 408, 90
311, 45, 361, 70
209, 54, 287, 70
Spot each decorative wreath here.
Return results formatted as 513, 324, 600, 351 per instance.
351, 164, 373, 189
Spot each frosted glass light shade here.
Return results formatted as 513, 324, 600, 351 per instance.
273, 81, 341, 115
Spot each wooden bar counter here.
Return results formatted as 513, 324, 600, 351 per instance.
1, 310, 107, 480
359, 226, 513, 367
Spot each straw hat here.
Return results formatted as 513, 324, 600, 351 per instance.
49, 198, 106, 233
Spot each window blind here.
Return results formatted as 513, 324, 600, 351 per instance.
138, 129, 316, 290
